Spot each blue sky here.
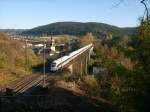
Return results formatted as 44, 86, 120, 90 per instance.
0, 0, 145, 29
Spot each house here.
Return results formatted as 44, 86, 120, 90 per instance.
34, 44, 44, 48
92, 62, 106, 75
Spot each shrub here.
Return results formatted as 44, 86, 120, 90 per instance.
80, 75, 100, 97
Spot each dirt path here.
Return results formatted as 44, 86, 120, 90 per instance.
32, 81, 114, 112
1, 80, 114, 112
46, 86, 113, 112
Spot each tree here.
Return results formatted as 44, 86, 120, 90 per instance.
80, 32, 96, 47
110, 18, 150, 112
92, 19, 150, 112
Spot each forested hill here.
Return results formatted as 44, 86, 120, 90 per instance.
21, 22, 137, 36
0, 29, 25, 34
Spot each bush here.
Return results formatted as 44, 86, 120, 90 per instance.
80, 75, 100, 97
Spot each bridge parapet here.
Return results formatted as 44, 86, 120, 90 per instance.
51, 44, 93, 75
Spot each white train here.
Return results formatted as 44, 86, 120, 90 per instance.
51, 44, 93, 72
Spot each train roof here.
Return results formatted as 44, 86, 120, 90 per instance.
52, 44, 93, 65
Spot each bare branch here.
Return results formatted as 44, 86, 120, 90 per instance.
110, 0, 124, 9
141, 0, 149, 22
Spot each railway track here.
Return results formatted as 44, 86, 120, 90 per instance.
1, 74, 48, 95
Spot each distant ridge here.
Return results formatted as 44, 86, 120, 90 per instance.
0, 29, 25, 34
20, 22, 137, 36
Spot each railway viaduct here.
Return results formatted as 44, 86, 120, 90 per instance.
60, 44, 93, 75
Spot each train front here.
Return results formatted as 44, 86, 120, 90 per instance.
50, 62, 57, 72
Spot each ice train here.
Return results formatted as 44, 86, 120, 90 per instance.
50, 44, 93, 72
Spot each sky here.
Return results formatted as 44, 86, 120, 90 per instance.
0, 0, 146, 29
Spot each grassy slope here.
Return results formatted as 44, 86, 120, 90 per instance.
0, 33, 39, 87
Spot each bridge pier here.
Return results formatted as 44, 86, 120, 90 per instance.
85, 54, 88, 74
80, 58, 83, 75
66, 46, 93, 76
68, 64, 73, 74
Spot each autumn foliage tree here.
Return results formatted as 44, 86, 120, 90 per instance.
109, 19, 150, 112
80, 32, 95, 47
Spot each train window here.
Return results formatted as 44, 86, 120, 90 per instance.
51, 63, 56, 67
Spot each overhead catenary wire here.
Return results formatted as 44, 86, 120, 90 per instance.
43, 39, 46, 87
